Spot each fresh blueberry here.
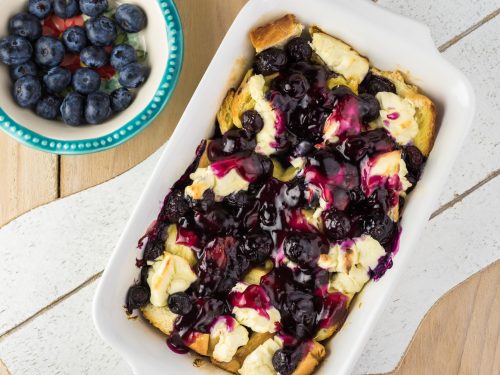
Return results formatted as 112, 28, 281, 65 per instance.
9, 12, 42, 42
241, 231, 273, 265
167, 292, 192, 315
34, 36, 65, 67
85, 91, 111, 124
36, 95, 62, 119
358, 93, 380, 123
72, 68, 101, 94
286, 37, 312, 62
43, 67, 72, 93
283, 232, 328, 268
110, 44, 137, 71
29, 0, 53, 19
53, 0, 80, 19
118, 62, 148, 88
85, 16, 117, 46
126, 285, 150, 313
80, 46, 108, 68
323, 210, 351, 241
10, 61, 38, 81
60, 92, 85, 125
62, 26, 88, 53
254, 48, 288, 75
13, 76, 42, 108
110, 87, 133, 112
0, 36, 33, 66
359, 72, 397, 96
242, 110, 264, 135
79, 0, 108, 17
115, 4, 147, 33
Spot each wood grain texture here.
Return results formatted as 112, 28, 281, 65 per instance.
387, 260, 500, 375
59, 0, 248, 197
0, 133, 58, 227
0, 360, 11, 375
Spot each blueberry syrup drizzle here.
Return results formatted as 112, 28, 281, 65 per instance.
126, 36, 427, 367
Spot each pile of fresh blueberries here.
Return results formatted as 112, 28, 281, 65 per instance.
0, 0, 149, 125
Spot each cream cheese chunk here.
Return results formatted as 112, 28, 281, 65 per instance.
147, 253, 197, 307
375, 92, 419, 145
310, 32, 369, 84
164, 224, 197, 266
210, 316, 249, 363
239, 337, 283, 375
320, 235, 386, 294
185, 167, 249, 201
249, 74, 279, 156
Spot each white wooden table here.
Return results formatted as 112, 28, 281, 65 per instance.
0, 1, 499, 374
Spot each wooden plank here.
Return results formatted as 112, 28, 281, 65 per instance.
59, 0, 248, 197
0, 132, 58, 227
387, 261, 500, 375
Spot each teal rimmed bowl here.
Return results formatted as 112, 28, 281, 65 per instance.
0, 0, 183, 155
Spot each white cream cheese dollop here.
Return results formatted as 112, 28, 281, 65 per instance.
147, 253, 197, 307
210, 316, 249, 363
375, 92, 419, 145
239, 336, 283, 375
184, 167, 249, 201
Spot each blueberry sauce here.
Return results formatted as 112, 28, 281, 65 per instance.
126, 34, 428, 366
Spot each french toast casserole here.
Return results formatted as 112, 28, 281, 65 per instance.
125, 14, 436, 375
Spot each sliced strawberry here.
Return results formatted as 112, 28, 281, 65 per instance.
96, 64, 116, 80
61, 54, 82, 72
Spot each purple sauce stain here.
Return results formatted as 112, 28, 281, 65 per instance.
387, 112, 400, 120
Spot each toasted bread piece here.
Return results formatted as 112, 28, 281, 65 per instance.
141, 304, 178, 336
372, 68, 436, 156
250, 14, 304, 53
292, 341, 326, 375
187, 333, 211, 356
327, 75, 358, 94
217, 89, 236, 134
198, 140, 211, 168
164, 224, 197, 267
211, 332, 275, 374
231, 69, 256, 128
309, 26, 369, 90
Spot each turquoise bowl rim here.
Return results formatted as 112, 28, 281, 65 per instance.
0, 0, 184, 155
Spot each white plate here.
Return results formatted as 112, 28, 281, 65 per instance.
93, 0, 475, 374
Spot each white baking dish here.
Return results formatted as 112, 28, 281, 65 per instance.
93, 0, 475, 374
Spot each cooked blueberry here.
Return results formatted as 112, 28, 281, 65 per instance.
9, 12, 42, 42
254, 48, 288, 75
284, 232, 328, 268
292, 140, 313, 157
272, 350, 296, 375
80, 46, 108, 68
36, 95, 62, 119
43, 67, 72, 93
259, 202, 277, 227
222, 129, 256, 154
126, 285, 150, 313
110, 44, 137, 71
110, 87, 133, 112
34, 36, 65, 67
53, 0, 80, 19
85, 16, 117, 46
357, 212, 395, 246
272, 72, 310, 99
283, 182, 302, 208
241, 231, 273, 265
10, 61, 37, 81
358, 93, 380, 123
324, 210, 351, 241
168, 292, 192, 315
118, 62, 148, 88
403, 145, 425, 177
85, 91, 111, 124
79, 0, 108, 17
72, 68, 101, 94
115, 4, 147, 33
308, 149, 341, 178
62, 26, 88, 53
359, 72, 396, 96
196, 206, 237, 234
0, 36, 33, 66
13, 76, 42, 108
161, 189, 190, 223
242, 110, 264, 135
282, 290, 317, 339
224, 190, 250, 209
286, 37, 312, 62
29, 0, 53, 19
60, 92, 85, 125
189, 189, 215, 212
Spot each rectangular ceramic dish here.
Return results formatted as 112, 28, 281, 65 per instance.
93, 0, 475, 374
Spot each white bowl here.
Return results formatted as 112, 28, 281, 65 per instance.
93, 0, 475, 374
0, 0, 183, 154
